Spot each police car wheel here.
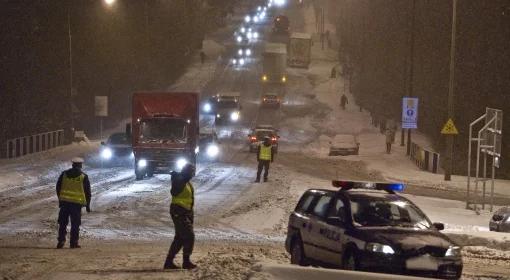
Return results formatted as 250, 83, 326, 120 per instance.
342, 249, 359, 271
290, 237, 308, 266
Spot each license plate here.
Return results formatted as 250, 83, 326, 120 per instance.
406, 254, 439, 271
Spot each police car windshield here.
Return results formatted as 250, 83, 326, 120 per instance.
350, 196, 431, 229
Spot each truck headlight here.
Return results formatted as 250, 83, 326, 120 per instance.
232, 58, 237, 65
101, 148, 113, 160
176, 158, 188, 171
137, 159, 147, 168
246, 49, 252, 56
262, 75, 268, 82
206, 144, 219, 158
253, 32, 259, 39
216, 113, 221, 118
236, 36, 242, 43
445, 246, 461, 257
239, 58, 245, 66
365, 243, 395, 254
245, 15, 251, 23
281, 76, 287, 83
238, 49, 243, 56
230, 111, 240, 121
203, 103, 212, 112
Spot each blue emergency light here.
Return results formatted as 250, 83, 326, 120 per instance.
332, 180, 406, 193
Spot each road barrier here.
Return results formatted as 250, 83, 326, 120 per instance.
4, 130, 65, 159
409, 142, 440, 174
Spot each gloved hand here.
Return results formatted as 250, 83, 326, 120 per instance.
86, 205, 91, 213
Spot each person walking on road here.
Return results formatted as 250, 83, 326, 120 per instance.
340, 94, 348, 110
200, 51, 206, 65
255, 136, 275, 183
56, 157, 91, 249
164, 163, 197, 270
385, 128, 396, 154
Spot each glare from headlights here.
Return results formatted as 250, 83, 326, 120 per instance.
101, 148, 112, 160
246, 49, 252, 56
176, 158, 188, 171
239, 58, 245, 66
445, 246, 461, 257
240, 27, 246, 33
137, 159, 147, 168
203, 103, 212, 112
232, 58, 237, 65
206, 144, 219, 158
238, 49, 243, 56
247, 32, 253, 39
195, 146, 200, 154
366, 243, 395, 254
130, 152, 135, 159
253, 32, 259, 39
230, 111, 240, 121
257, 6, 261, 11
216, 114, 221, 118
244, 15, 251, 23
275, 0, 286, 6
236, 36, 242, 43
253, 16, 259, 23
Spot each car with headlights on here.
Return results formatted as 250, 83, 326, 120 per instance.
285, 180, 463, 279
489, 206, 510, 232
100, 132, 133, 165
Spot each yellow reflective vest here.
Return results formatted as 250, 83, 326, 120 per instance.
171, 182, 194, 210
259, 144, 272, 161
59, 174, 87, 206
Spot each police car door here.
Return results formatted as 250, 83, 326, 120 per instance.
307, 194, 333, 260
314, 198, 347, 265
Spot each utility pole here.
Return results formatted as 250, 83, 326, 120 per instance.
406, 0, 416, 155
67, 2, 74, 138
444, 0, 458, 181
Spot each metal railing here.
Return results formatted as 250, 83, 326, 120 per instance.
4, 130, 65, 159
409, 142, 440, 174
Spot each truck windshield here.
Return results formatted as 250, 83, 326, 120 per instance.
217, 100, 239, 109
140, 118, 187, 143
350, 196, 431, 229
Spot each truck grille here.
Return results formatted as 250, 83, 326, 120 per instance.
136, 149, 187, 162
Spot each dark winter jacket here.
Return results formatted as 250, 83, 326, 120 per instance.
170, 171, 194, 207
257, 142, 275, 162
56, 168, 92, 208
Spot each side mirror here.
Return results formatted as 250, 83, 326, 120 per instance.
433, 222, 445, 231
326, 216, 344, 226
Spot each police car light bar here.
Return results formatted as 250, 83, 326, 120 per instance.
332, 180, 406, 193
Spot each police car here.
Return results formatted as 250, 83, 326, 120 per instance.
285, 180, 463, 279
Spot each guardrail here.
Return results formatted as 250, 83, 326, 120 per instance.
409, 142, 440, 174
4, 130, 65, 159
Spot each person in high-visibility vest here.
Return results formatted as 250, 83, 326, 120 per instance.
56, 157, 91, 249
164, 163, 197, 270
255, 136, 275, 182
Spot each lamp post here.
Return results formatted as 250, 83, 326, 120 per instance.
67, 0, 116, 139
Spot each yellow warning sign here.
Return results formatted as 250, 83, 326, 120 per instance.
441, 118, 459, 135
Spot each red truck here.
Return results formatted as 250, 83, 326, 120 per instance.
131, 92, 199, 180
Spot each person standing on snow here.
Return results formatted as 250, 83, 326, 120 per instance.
385, 128, 396, 154
56, 157, 91, 249
164, 163, 197, 270
255, 136, 275, 183
340, 94, 348, 110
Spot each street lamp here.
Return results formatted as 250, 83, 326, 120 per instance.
104, 0, 116, 6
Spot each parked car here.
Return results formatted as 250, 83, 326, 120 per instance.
285, 180, 463, 279
329, 134, 359, 156
489, 207, 510, 232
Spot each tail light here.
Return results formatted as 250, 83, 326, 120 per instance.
271, 137, 277, 141
250, 136, 257, 141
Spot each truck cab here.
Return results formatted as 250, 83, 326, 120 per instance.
131, 92, 199, 180
214, 92, 242, 125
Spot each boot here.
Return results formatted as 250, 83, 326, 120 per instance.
254, 178, 260, 183
263, 178, 268, 182
70, 243, 81, 249
56, 241, 65, 249
163, 259, 180, 269
182, 256, 197, 269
